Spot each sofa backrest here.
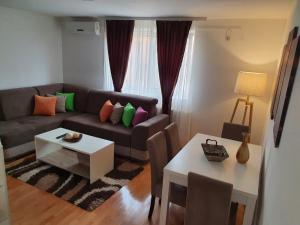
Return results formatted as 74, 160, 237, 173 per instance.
86, 90, 158, 118
0, 83, 158, 120
35, 83, 63, 96
0, 107, 3, 121
63, 84, 89, 112
0, 87, 38, 120
35, 83, 89, 112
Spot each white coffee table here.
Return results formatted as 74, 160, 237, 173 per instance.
35, 128, 114, 183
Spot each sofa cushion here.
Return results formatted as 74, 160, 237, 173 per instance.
99, 100, 114, 122
16, 112, 80, 134
63, 84, 89, 112
46, 94, 66, 113
0, 87, 38, 120
33, 95, 57, 116
86, 90, 158, 118
0, 121, 36, 149
122, 103, 136, 127
63, 113, 132, 147
132, 106, 148, 126
35, 83, 64, 96
110, 102, 124, 125
0, 112, 80, 149
56, 92, 75, 112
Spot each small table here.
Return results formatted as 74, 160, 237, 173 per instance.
35, 128, 114, 183
159, 133, 262, 225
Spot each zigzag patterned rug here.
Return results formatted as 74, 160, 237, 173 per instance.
6, 154, 143, 211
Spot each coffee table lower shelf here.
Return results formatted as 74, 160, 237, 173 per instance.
38, 149, 90, 179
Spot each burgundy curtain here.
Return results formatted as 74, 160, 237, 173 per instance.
106, 20, 134, 92
156, 21, 192, 114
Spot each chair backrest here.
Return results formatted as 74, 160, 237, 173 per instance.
147, 131, 169, 195
221, 122, 249, 142
185, 173, 233, 225
164, 122, 181, 160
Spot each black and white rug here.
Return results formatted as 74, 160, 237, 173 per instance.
6, 155, 143, 211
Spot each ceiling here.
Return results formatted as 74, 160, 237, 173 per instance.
0, 0, 295, 19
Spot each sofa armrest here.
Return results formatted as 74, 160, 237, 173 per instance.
131, 114, 169, 151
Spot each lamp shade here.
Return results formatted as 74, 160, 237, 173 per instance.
234, 71, 267, 97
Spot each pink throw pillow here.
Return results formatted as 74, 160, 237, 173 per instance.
132, 106, 148, 126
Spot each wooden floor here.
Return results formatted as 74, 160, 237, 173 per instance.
7, 164, 244, 225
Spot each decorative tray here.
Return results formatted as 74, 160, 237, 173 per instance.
63, 134, 83, 143
56, 133, 83, 143
201, 139, 229, 162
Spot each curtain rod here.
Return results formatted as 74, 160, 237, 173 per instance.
99, 16, 207, 21
196, 25, 242, 30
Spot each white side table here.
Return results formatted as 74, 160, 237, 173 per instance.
0, 140, 10, 225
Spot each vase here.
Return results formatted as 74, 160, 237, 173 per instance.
236, 133, 250, 164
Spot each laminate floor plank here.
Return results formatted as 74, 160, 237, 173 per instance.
7, 164, 242, 225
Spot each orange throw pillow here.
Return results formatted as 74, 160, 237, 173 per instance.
99, 100, 114, 122
33, 95, 57, 116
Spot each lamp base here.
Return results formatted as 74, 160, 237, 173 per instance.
230, 96, 253, 132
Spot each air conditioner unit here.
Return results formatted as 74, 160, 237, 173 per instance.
65, 21, 100, 35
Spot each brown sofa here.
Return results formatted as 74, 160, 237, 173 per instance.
0, 83, 169, 161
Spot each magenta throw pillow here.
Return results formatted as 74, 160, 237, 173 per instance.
132, 106, 148, 126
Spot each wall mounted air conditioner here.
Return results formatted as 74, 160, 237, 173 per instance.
65, 21, 100, 35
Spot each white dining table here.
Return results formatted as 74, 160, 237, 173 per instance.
159, 133, 262, 225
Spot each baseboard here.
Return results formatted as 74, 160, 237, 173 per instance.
131, 148, 149, 161
115, 145, 149, 162
114, 145, 131, 157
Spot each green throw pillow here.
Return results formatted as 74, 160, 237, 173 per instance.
56, 92, 75, 112
122, 103, 136, 127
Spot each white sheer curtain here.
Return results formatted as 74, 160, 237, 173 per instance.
172, 26, 195, 145
104, 21, 195, 145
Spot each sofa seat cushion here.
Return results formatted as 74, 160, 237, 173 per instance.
0, 112, 80, 149
15, 112, 80, 134
0, 121, 36, 149
63, 114, 132, 147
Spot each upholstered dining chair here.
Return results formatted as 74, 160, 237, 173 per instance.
184, 173, 233, 225
221, 122, 250, 142
147, 131, 187, 219
164, 122, 181, 161
221, 122, 250, 225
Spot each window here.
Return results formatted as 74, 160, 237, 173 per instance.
104, 20, 195, 144
104, 20, 195, 104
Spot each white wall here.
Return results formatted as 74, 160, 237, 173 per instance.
61, 19, 286, 145
62, 22, 104, 89
0, 6, 63, 90
259, 1, 300, 225
190, 19, 286, 144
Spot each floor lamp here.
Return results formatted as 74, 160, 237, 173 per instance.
230, 71, 267, 132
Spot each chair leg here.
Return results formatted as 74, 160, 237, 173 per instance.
159, 198, 161, 205
229, 202, 238, 225
148, 195, 156, 219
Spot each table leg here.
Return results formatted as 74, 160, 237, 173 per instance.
243, 198, 257, 225
159, 171, 170, 225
